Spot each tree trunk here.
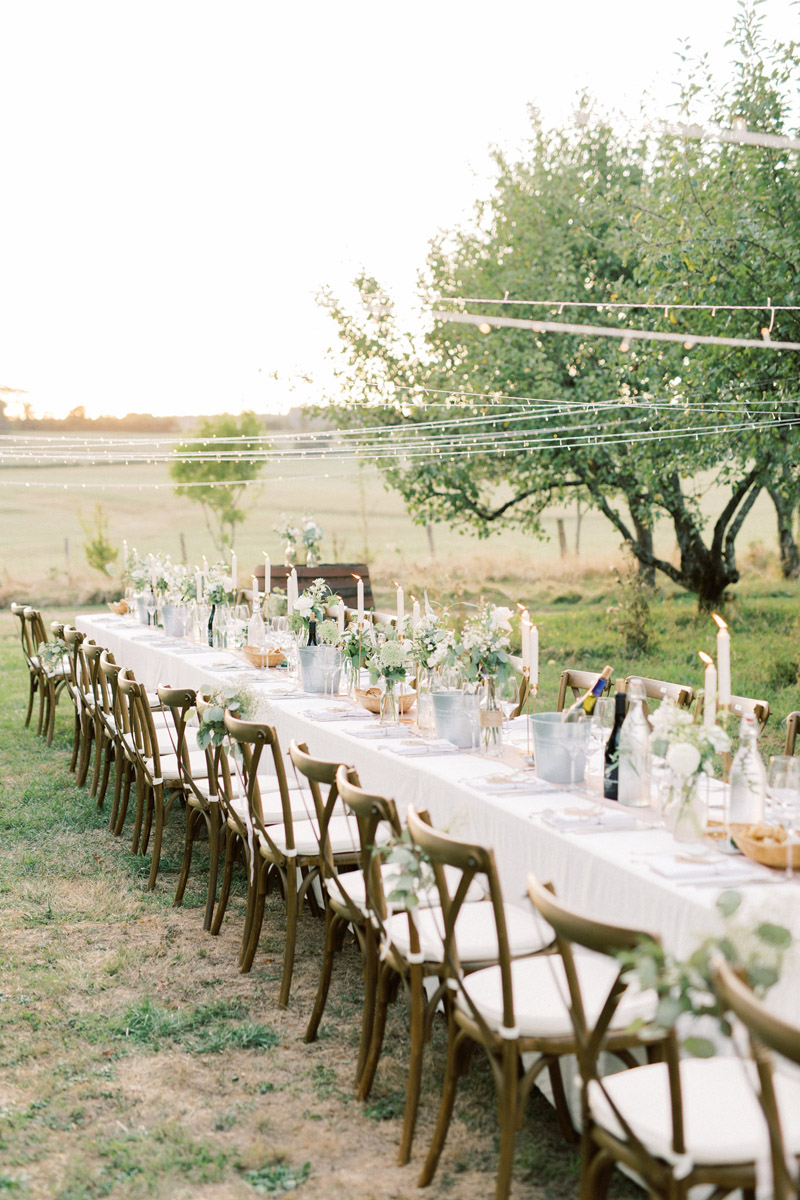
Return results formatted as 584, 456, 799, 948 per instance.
557, 518, 567, 558
574, 500, 583, 557
767, 485, 800, 580
631, 515, 655, 587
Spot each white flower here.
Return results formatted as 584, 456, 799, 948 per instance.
489, 605, 514, 632
666, 742, 702, 777
294, 595, 313, 616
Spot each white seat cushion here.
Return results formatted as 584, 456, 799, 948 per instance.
144, 750, 209, 784
326, 862, 486, 918
457, 951, 656, 1039
229, 792, 340, 826
262, 814, 371, 858
385, 902, 551, 966
588, 1055, 800, 1166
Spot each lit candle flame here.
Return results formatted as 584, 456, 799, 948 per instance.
711, 613, 727, 631
410, 594, 417, 603
351, 573, 361, 581
699, 651, 714, 666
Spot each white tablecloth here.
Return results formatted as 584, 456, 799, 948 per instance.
75, 613, 800, 1014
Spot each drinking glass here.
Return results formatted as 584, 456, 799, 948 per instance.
319, 645, 340, 698
768, 756, 800, 878
498, 674, 520, 723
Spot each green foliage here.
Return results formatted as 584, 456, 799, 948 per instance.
317, 8, 800, 610
241, 1161, 311, 1194
606, 548, 655, 653
615, 889, 791, 1055
170, 412, 265, 552
79, 503, 119, 576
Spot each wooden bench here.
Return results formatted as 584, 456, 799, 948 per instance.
254, 562, 376, 612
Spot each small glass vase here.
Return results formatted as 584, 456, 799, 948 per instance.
306, 547, 320, 567
480, 675, 504, 757
284, 540, 296, 566
380, 680, 400, 726
415, 667, 435, 736
664, 771, 707, 843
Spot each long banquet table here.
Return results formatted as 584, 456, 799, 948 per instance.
76, 612, 800, 1018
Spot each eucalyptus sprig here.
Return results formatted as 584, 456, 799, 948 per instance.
616, 890, 792, 1058
195, 683, 259, 761
378, 830, 437, 910
37, 640, 64, 673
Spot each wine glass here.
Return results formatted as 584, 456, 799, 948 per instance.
146, 590, 156, 628
767, 756, 800, 878
498, 674, 520, 724
319, 645, 340, 699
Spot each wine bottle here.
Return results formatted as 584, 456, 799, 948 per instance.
729, 714, 766, 826
603, 682, 627, 801
563, 665, 613, 722
307, 616, 318, 646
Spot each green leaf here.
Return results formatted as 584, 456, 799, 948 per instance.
716, 890, 742, 919
756, 923, 792, 950
682, 1036, 716, 1058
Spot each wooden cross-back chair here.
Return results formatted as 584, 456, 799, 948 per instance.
11, 602, 41, 732
784, 712, 800, 757
23, 607, 67, 745
624, 675, 695, 720
713, 957, 800, 1200
98, 651, 130, 835
62, 627, 87, 774
254, 562, 376, 612
695, 691, 770, 733
406, 813, 658, 1200
555, 669, 603, 713
527, 875, 762, 1200
212, 713, 358, 1004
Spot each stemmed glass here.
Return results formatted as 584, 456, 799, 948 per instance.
498, 674, 520, 724
767, 756, 800, 879
319, 645, 340, 699
146, 590, 157, 628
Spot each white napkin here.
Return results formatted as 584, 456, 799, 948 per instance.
302, 707, 372, 722
385, 739, 459, 757
646, 854, 770, 884
541, 808, 639, 834
350, 726, 409, 740
468, 774, 550, 796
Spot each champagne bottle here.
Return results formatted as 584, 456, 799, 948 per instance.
604, 682, 627, 801
307, 616, 318, 646
563, 665, 613, 722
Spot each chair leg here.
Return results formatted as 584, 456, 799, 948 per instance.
146, 787, 165, 890
114, 762, 133, 836
210, 830, 237, 936
36, 676, 47, 736
24, 674, 36, 728
355, 925, 378, 1087
69, 709, 81, 772
358, 961, 393, 1100
277, 863, 299, 1007
203, 808, 220, 932
398, 962, 426, 1165
305, 906, 342, 1043
547, 1059, 578, 1143
240, 866, 268, 975
89, 717, 103, 797
76, 715, 93, 787
174, 807, 200, 907
96, 741, 113, 808
494, 1041, 519, 1200
418, 1015, 465, 1188
130, 772, 146, 854
45, 682, 58, 745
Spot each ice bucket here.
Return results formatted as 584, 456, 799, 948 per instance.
529, 713, 592, 784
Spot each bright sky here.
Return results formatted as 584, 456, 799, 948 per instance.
0, 0, 795, 421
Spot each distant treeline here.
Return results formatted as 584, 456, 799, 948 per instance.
0, 404, 327, 435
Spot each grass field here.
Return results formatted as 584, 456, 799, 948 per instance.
0, 451, 785, 615
1, 611, 645, 1200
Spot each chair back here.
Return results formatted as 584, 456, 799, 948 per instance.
63, 628, 87, 705
713, 957, 800, 1200
221, 711, 293, 860
288, 740, 346, 876
556, 669, 605, 712
527, 875, 687, 1162
784, 712, 800, 757
625, 675, 694, 720
695, 691, 770, 732
157, 685, 211, 796
117, 671, 163, 779
406, 804, 514, 1032
334, 764, 401, 925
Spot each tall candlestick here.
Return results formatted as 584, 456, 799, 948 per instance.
150, 563, 158, 589
520, 609, 531, 670
202, 555, 208, 575
395, 581, 404, 630
122, 539, 128, 571
353, 574, 364, 625
712, 613, 731, 709
411, 596, 421, 630
195, 571, 203, 602
530, 624, 539, 686
263, 553, 271, 594
231, 552, 238, 589
699, 651, 717, 728
252, 575, 259, 607
337, 599, 345, 635
288, 567, 298, 619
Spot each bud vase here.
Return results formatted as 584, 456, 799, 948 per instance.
664, 771, 707, 843
480, 675, 504, 757
380, 681, 400, 726
284, 540, 296, 566
306, 548, 320, 567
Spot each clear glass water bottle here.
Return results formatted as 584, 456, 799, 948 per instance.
728, 713, 766, 826
618, 677, 651, 807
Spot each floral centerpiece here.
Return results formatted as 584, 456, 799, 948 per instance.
650, 700, 731, 841
204, 562, 235, 606
274, 513, 301, 564
368, 638, 410, 725
290, 578, 340, 639
407, 613, 456, 674
457, 603, 514, 755
300, 514, 324, 567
